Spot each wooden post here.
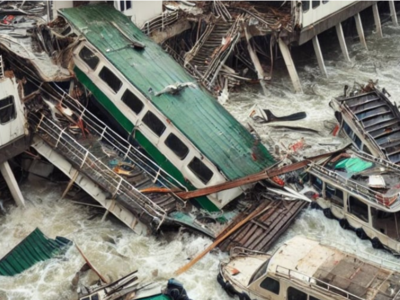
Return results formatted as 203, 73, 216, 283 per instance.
0, 161, 25, 207
389, 0, 398, 27
312, 35, 327, 77
372, 3, 383, 38
335, 22, 351, 62
278, 38, 302, 93
354, 13, 368, 50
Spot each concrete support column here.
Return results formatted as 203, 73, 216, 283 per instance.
312, 35, 327, 77
278, 38, 302, 93
354, 13, 368, 50
335, 22, 351, 62
372, 3, 383, 38
389, 0, 398, 27
0, 160, 25, 207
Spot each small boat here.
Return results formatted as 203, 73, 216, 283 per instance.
218, 236, 400, 300
302, 147, 400, 255
330, 82, 400, 164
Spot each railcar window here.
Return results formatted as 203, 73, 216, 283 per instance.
188, 157, 213, 184
0, 96, 15, 124
349, 196, 369, 222
302, 0, 310, 12
310, 175, 323, 192
79, 47, 99, 70
325, 183, 344, 207
322, 0, 329, 3
260, 277, 280, 295
249, 259, 270, 284
362, 145, 372, 155
354, 135, 362, 148
91, 294, 99, 300
312, 0, 320, 8
142, 111, 166, 137
343, 122, 354, 139
287, 287, 307, 300
310, 296, 321, 300
126, 0, 132, 9
120, 0, 125, 11
121, 89, 144, 114
99, 67, 122, 93
165, 133, 189, 160
371, 209, 400, 239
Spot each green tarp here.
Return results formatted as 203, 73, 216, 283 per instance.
0, 228, 71, 276
334, 157, 373, 173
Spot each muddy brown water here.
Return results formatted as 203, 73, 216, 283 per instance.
2, 20, 400, 300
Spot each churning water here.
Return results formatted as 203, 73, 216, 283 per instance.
2, 16, 400, 300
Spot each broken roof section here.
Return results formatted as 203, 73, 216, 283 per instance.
59, 4, 275, 180
0, 228, 71, 276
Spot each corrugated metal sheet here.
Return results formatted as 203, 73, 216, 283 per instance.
59, 4, 275, 180
0, 228, 71, 276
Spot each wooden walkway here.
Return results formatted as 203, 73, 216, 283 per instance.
219, 192, 307, 252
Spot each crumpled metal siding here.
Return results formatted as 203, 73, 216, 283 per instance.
60, 4, 275, 180
0, 228, 71, 276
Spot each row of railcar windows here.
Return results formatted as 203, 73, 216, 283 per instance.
302, 0, 329, 12
261, 276, 321, 300
78, 46, 214, 184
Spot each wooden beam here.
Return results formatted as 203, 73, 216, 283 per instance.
174, 202, 272, 276
175, 150, 338, 200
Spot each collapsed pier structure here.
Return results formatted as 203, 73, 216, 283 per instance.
0, 0, 399, 255
135, 0, 398, 94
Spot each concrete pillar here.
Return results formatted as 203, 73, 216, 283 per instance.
389, 0, 398, 27
312, 35, 327, 77
335, 22, 351, 62
278, 38, 302, 93
354, 13, 368, 50
372, 3, 383, 38
0, 161, 25, 207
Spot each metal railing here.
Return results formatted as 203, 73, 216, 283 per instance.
141, 10, 180, 36
309, 158, 400, 209
29, 112, 167, 225
47, 85, 187, 193
275, 265, 365, 300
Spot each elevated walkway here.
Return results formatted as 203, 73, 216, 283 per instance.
27, 89, 189, 235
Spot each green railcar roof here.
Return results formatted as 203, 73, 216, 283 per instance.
60, 4, 275, 180
0, 228, 71, 276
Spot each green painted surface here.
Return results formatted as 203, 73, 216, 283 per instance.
0, 228, 71, 276
74, 67, 219, 212
60, 4, 275, 182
